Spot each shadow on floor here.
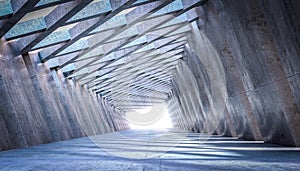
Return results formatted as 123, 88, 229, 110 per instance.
0, 129, 300, 171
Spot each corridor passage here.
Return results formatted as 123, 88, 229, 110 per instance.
0, 0, 300, 170
1, 129, 299, 171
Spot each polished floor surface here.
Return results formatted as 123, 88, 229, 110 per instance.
0, 129, 300, 171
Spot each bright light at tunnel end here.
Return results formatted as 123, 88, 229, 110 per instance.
88, 102, 189, 159
127, 103, 174, 129
134, 106, 152, 114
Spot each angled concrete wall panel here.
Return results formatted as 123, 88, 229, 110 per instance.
167, 0, 300, 146
0, 38, 127, 151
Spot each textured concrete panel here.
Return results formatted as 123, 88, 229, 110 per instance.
0, 38, 128, 151
168, 0, 300, 146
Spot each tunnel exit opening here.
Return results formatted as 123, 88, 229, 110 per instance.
125, 103, 173, 129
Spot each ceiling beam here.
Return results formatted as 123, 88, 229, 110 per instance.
18, 0, 94, 54
41, 0, 173, 63
38, 0, 141, 62
69, 36, 184, 85
88, 46, 180, 86
0, 0, 40, 38
75, 13, 196, 84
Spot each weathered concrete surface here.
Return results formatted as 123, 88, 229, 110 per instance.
0, 129, 299, 170
168, 0, 300, 146
0, 38, 129, 151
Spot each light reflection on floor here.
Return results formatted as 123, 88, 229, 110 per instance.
0, 129, 300, 170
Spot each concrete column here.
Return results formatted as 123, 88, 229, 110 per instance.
0, 74, 27, 149
50, 69, 82, 137
23, 53, 61, 141
194, 3, 262, 140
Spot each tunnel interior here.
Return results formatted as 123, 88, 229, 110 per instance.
0, 0, 300, 155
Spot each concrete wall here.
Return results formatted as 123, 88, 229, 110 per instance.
0, 38, 129, 151
167, 0, 300, 146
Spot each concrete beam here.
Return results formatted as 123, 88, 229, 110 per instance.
93, 69, 174, 93
106, 54, 181, 83
67, 34, 184, 81
101, 90, 167, 100
101, 87, 168, 100
86, 41, 184, 87
89, 61, 176, 90
57, 0, 174, 69
108, 99, 164, 104
95, 80, 170, 97
75, 13, 195, 84
38, 0, 139, 62
90, 62, 176, 90
17, 0, 93, 54
0, 0, 40, 38
93, 76, 172, 94
34, 0, 74, 10
103, 82, 170, 94
0, 0, 13, 20
62, 19, 183, 74
101, 91, 168, 101
96, 82, 172, 99
39, 0, 169, 60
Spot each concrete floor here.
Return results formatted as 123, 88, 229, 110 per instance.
0, 129, 300, 171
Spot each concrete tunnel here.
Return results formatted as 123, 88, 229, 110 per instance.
0, 0, 300, 170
